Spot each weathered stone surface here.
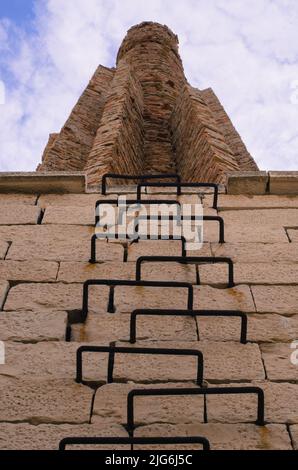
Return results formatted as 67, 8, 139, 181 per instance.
113, 340, 264, 383
0, 281, 9, 309
290, 425, 298, 450
0, 378, 93, 424
288, 229, 298, 243
226, 172, 268, 195
0, 172, 86, 193
0, 311, 67, 342
206, 382, 298, 424
211, 242, 298, 263
92, 382, 204, 425
222, 208, 298, 226
0, 205, 41, 225
261, 343, 298, 381
38, 193, 121, 208
134, 423, 292, 450
0, 422, 128, 450
3, 282, 118, 315
114, 286, 192, 314
204, 220, 288, 243
269, 171, 298, 195
194, 285, 255, 312
206, 194, 298, 210
137, 262, 197, 284
0, 260, 58, 282
251, 286, 298, 315
0, 194, 37, 205
0, 241, 8, 259
0, 341, 107, 382
197, 314, 297, 344
71, 312, 197, 343
127, 240, 211, 261
199, 263, 298, 286
43, 205, 94, 225
57, 261, 132, 283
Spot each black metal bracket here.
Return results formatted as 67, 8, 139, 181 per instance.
127, 386, 265, 435
135, 256, 234, 287
59, 435, 210, 451
76, 344, 204, 385
102, 173, 181, 195
137, 182, 219, 210
81, 279, 194, 320
129, 309, 247, 344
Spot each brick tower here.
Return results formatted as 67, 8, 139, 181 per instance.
37, 22, 258, 187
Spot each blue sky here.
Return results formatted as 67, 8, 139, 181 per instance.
0, 0, 298, 171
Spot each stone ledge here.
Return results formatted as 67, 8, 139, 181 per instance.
269, 171, 298, 195
226, 172, 268, 195
0, 172, 86, 194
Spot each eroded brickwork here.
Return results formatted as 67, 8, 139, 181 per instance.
37, 22, 258, 187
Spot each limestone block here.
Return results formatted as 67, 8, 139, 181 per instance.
0, 260, 58, 282
206, 382, 298, 424
204, 221, 288, 244
288, 229, 298, 243
222, 208, 298, 226
43, 205, 94, 225
260, 343, 298, 381
205, 194, 298, 210
269, 171, 298, 195
57, 261, 133, 283
0, 378, 93, 424
0, 310, 67, 342
114, 286, 192, 314
226, 172, 268, 195
0, 204, 41, 225
0, 422, 128, 450
0, 241, 8, 259
0, 281, 9, 309
0, 172, 85, 193
251, 285, 298, 315
290, 425, 298, 450
0, 193, 37, 205
211, 242, 298, 263
0, 341, 107, 382
197, 314, 297, 344
113, 340, 264, 383
134, 423, 291, 450
71, 312, 197, 343
194, 285, 256, 313
198, 263, 298, 286
38, 193, 118, 208
137, 262, 197, 284
127, 240, 212, 261
3, 282, 112, 315
92, 382, 204, 426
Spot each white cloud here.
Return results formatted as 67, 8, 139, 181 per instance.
0, 0, 298, 171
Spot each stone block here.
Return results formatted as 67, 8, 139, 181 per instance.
43, 205, 95, 225
0, 193, 37, 205
226, 172, 268, 195
0, 172, 85, 193
38, 193, 118, 208
0, 422, 128, 450
211, 242, 298, 263
194, 285, 255, 313
137, 262, 197, 284
92, 382, 204, 426
71, 312, 197, 343
205, 194, 298, 210
127, 240, 212, 261
0, 310, 67, 342
222, 208, 298, 226
0, 378, 93, 424
288, 229, 298, 243
113, 340, 265, 383
57, 261, 132, 283
269, 171, 298, 195
251, 285, 298, 315
0, 260, 58, 282
134, 423, 291, 450
197, 314, 297, 343
260, 343, 298, 381
0, 205, 41, 225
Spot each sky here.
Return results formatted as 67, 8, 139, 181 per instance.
0, 0, 298, 172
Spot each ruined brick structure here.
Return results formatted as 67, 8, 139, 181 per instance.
38, 22, 258, 187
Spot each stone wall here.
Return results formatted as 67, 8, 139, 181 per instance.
171, 85, 240, 182
85, 61, 145, 187
38, 66, 114, 172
